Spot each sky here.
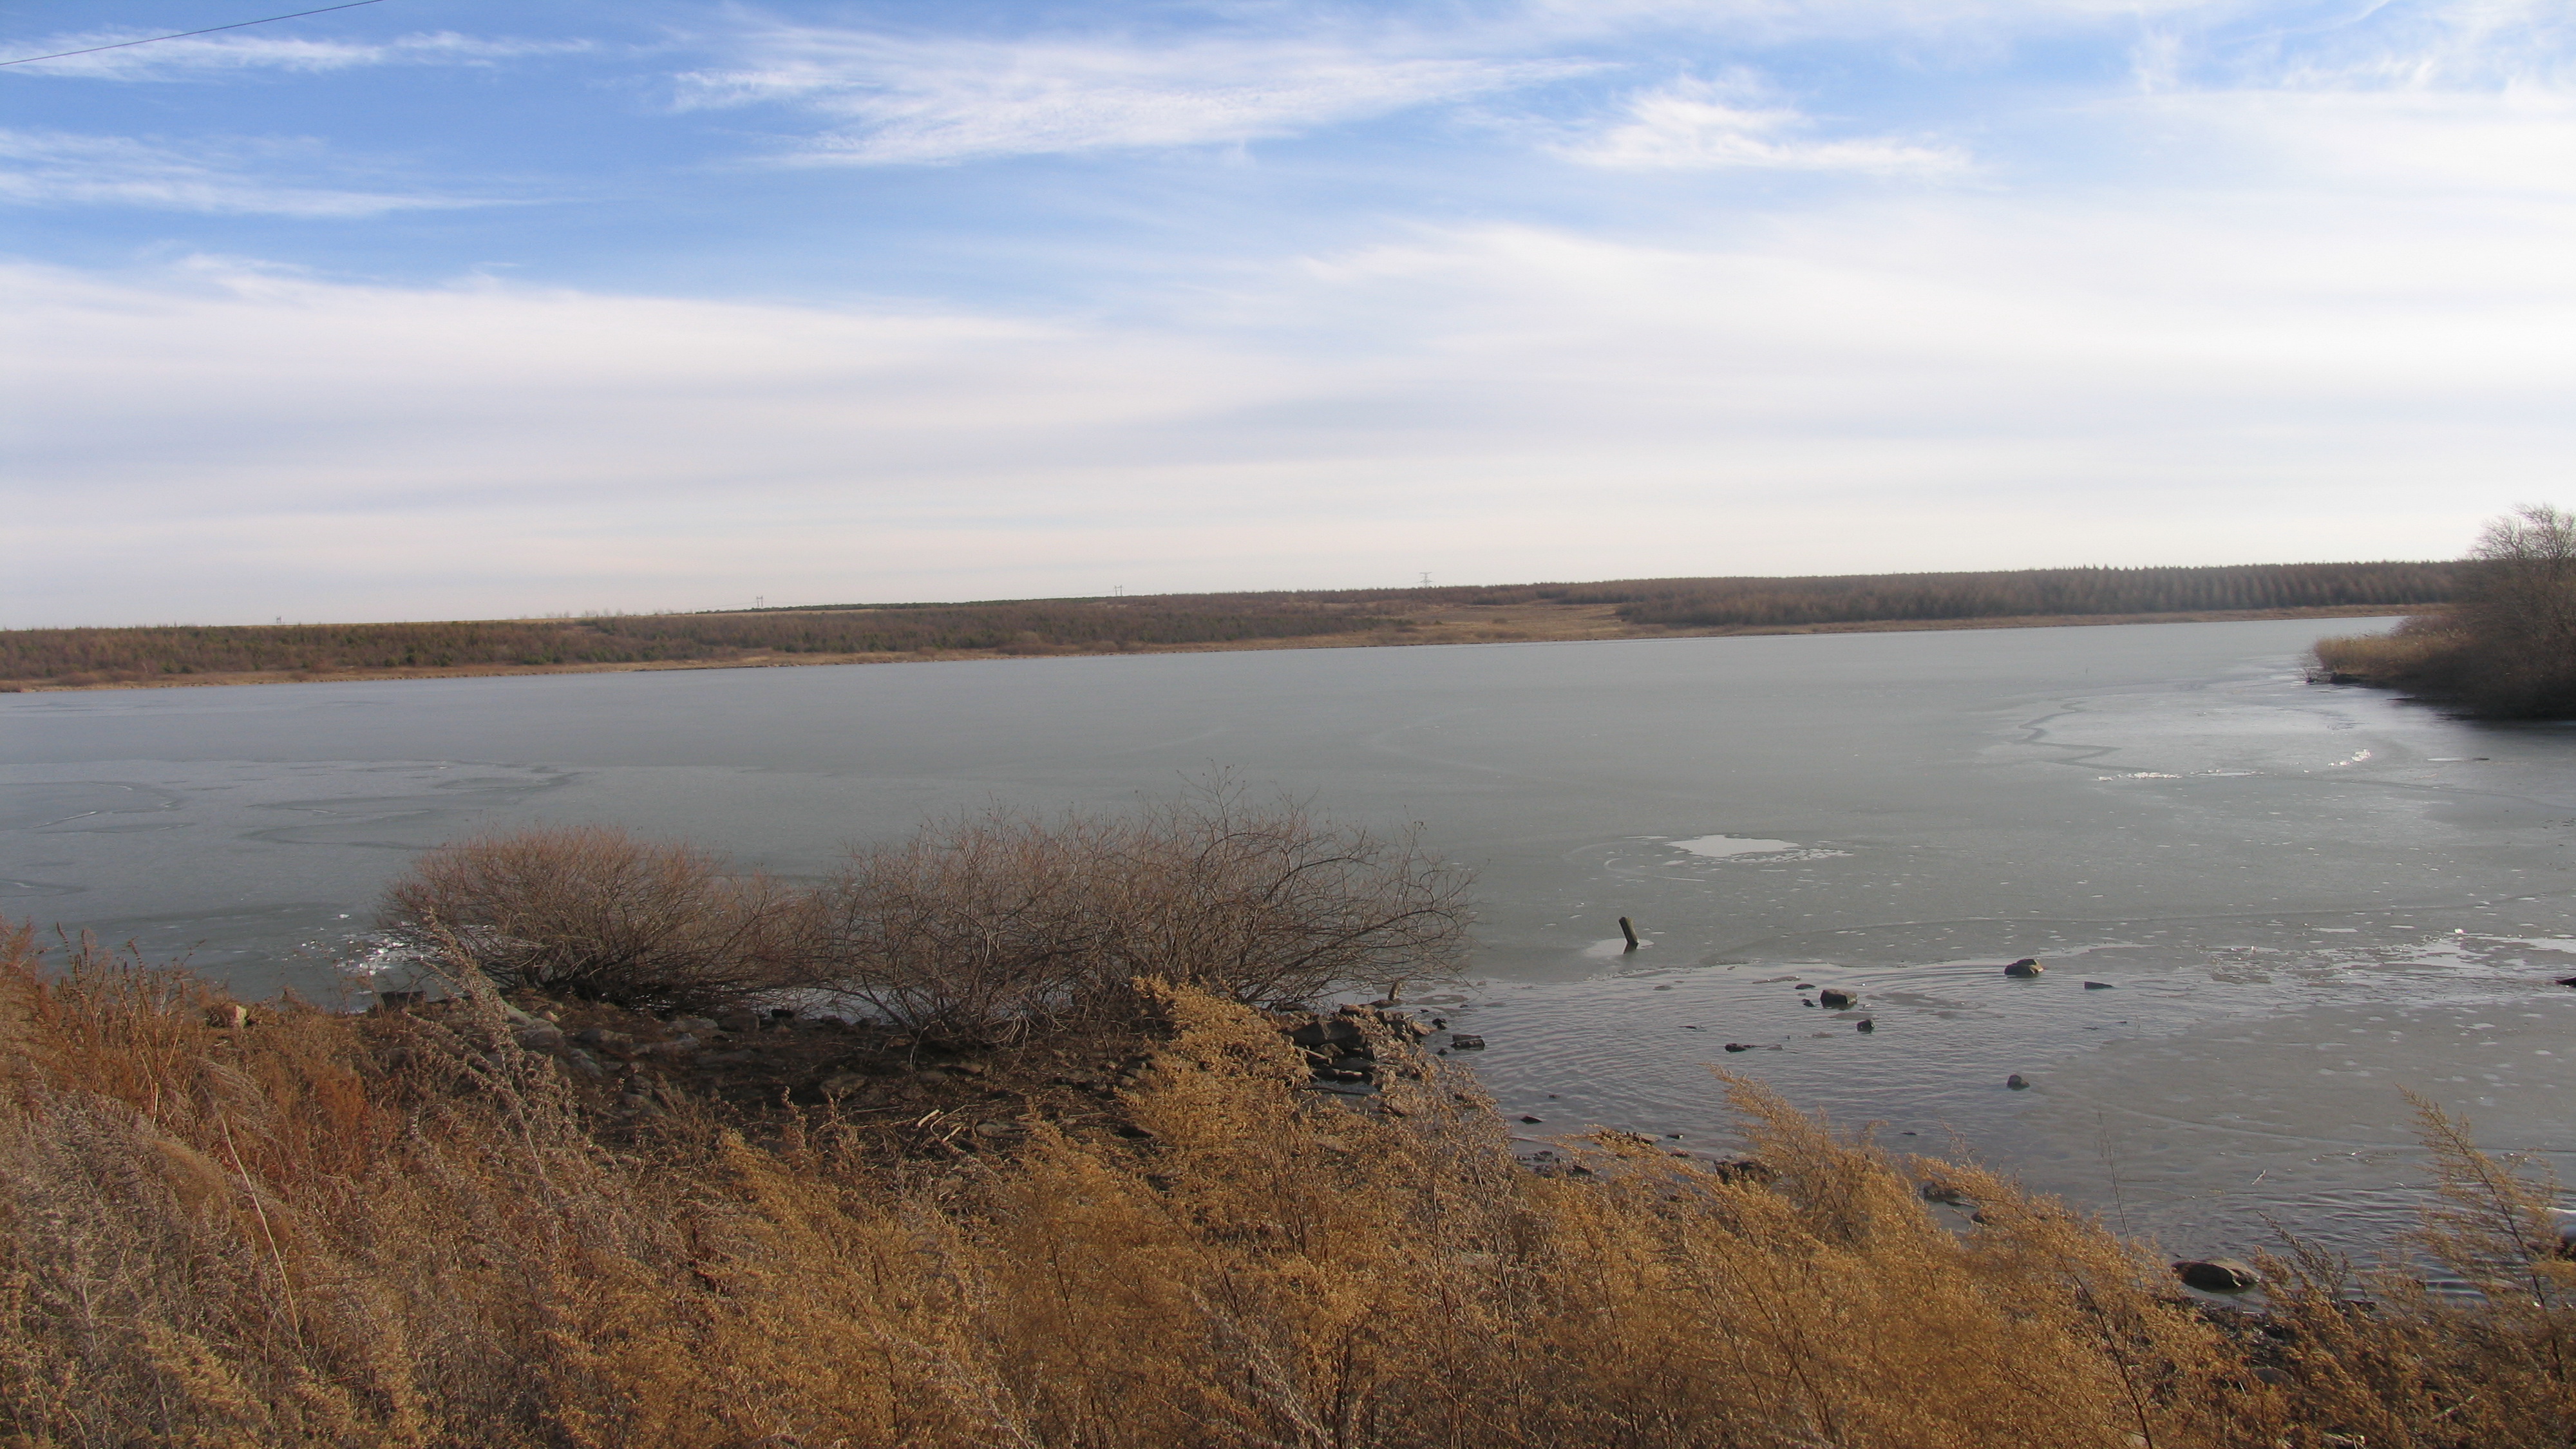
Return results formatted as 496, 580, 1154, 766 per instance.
3, 0, 2571, 626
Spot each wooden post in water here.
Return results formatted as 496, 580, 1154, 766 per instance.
1618, 916, 1640, 952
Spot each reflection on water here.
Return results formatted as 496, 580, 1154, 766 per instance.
5, 616, 2574, 1250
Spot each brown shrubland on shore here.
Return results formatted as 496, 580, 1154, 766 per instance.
2315, 504, 2576, 717
11, 813, 2576, 1444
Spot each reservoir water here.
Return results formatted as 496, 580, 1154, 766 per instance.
6, 616, 2573, 1255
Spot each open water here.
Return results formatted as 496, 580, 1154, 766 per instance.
6, 616, 2572, 1255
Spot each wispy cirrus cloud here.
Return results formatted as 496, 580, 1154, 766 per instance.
1560, 77, 1968, 173
0, 30, 588, 80
0, 131, 480, 217
2170, 0, 2576, 93
676, 27, 1596, 164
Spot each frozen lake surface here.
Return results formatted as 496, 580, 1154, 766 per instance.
6, 616, 2572, 1254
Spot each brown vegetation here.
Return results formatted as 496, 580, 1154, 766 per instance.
2316, 505, 2576, 717
8, 914, 2576, 1446
803, 789, 1471, 1039
1603, 560, 2455, 630
379, 826, 803, 1014
1, 561, 2454, 692
379, 791, 1468, 1037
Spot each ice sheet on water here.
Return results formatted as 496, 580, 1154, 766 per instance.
1669, 835, 1799, 858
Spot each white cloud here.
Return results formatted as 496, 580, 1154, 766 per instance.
2115, 87, 2576, 198
2246, 0, 2575, 93
0, 130, 478, 217
6, 164, 2570, 627
677, 27, 1595, 164
1, 31, 588, 80
1514, 0, 2228, 47
1561, 77, 1969, 173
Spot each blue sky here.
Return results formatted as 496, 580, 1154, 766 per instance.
4, 0, 2571, 625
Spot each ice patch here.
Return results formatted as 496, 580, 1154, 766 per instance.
2325, 750, 2373, 768
1671, 835, 1800, 858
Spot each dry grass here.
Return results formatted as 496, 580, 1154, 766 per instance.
10, 914, 2576, 1446
2313, 615, 2473, 690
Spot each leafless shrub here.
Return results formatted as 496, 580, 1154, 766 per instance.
377, 825, 797, 1014
800, 784, 1472, 1037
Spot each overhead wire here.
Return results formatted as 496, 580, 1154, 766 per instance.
0, 0, 388, 68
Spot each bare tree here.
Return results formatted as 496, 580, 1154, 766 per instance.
800, 783, 1472, 1038
377, 826, 797, 1013
2470, 503, 2576, 636
2456, 503, 2576, 714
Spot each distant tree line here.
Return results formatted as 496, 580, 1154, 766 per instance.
0, 600, 1384, 687
1595, 562, 2457, 629
3, 560, 2456, 687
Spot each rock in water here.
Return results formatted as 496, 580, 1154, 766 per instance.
1819, 988, 1857, 1009
2003, 958, 2045, 978
1289, 1019, 1365, 1050
1448, 1034, 1487, 1050
1920, 1182, 1972, 1206
2083, 981, 2114, 990
1723, 1042, 1752, 1053
2175, 1259, 2261, 1291
1855, 1019, 1875, 1034
2005, 1073, 2031, 1090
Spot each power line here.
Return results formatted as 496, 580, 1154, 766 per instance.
1, 0, 388, 68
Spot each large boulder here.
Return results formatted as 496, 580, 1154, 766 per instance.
2003, 958, 2045, 978
2176, 1259, 2262, 1291
1289, 1019, 1365, 1049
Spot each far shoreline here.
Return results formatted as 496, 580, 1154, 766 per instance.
0, 602, 2411, 696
